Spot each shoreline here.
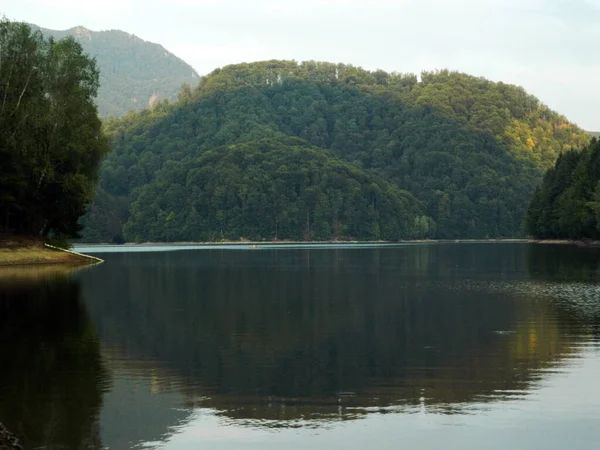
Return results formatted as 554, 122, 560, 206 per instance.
75, 238, 530, 247
3, 238, 596, 267
527, 239, 600, 248
73, 238, 600, 251
0, 237, 103, 267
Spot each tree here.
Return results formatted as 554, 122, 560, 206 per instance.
527, 139, 600, 240
0, 19, 109, 238
586, 182, 600, 233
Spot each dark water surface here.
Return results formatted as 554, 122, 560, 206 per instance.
1, 243, 599, 449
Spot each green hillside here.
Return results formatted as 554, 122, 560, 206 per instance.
33, 25, 199, 117
117, 139, 427, 242
81, 60, 590, 242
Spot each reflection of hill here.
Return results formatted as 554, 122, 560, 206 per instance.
0, 274, 110, 449
79, 245, 595, 427
98, 356, 191, 450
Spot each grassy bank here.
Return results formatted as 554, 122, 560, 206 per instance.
0, 236, 101, 267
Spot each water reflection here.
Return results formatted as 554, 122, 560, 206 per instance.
0, 244, 598, 450
77, 244, 599, 435
526, 245, 600, 332
0, 269, 110, 450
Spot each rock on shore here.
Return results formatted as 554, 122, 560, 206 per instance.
0, 423, 22, 450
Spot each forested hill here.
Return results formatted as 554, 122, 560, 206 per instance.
527, 138, 600, 240
33, 25, 199, 117
118, 139, 427, 242
81, 60, 590, 243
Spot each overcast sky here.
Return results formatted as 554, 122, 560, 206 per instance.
3, 0, 600, 129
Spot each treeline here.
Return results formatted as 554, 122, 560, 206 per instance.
81, 60, 589, 242
527, 138, 600, 239
0, 20, 109, 238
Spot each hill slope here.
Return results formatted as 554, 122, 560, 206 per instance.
33, 25, 199, 117
81, 61, 590, 242
119, 139, 427, 242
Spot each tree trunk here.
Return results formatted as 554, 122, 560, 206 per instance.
40, 220, 52, 237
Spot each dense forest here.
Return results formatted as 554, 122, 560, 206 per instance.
34, 25, 199, 117
119, 139, 427, 242
526, 138, 600, 239
0, 20, 110, 238
81, 60, 589, 242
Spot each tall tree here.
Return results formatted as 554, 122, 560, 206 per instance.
0, 19, 109, 238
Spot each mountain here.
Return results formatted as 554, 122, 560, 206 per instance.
32, 25, 199, 117
80, 60, 590, 243
526, 137, 600, 240
589, 131, 600, 137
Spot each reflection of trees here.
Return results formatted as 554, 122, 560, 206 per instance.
526, 244, 600, 283
0, 274, 110, 449
526, 244, 600, 334
79, 244, 595, 426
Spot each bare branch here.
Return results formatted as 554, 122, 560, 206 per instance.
13, 66, 35, 114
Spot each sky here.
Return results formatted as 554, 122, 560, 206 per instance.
3, 0, 600, 130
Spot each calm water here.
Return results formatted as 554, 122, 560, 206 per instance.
1, 243, 599, 449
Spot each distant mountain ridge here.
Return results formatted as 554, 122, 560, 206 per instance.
31, 24, 199, 117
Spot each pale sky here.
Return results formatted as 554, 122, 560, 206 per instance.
3, 0, 600, 130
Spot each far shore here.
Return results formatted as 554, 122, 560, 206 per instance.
75, 238, 530, 247
73, 238, 600, 249
528, 239, 600, 248
1, 237, 597, 268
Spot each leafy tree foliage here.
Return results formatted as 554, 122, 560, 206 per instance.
123, 139, 427, 242
0, 20, 109, 238
81, 60, 588, 242
527, 138, 600, 239
34, 25, 199, 117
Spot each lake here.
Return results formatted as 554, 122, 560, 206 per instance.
1, 243, 599, 449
